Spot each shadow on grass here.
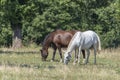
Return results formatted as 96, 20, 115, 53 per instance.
0, 58, 57, 69
0, 62, 56, 70
0, 50, 39, 54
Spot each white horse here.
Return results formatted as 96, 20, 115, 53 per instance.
64, 30, 101, 65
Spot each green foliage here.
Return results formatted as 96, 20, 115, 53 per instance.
0, 0, 120, 48
0, 26, 12, 47
95, 0, 120, 48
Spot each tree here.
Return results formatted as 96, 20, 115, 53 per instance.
0, 0, 27, 48
94, 0, 120, 48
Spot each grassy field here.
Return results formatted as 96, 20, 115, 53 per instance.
0, 47, 120, 80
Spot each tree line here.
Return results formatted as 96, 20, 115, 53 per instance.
0, 0, 120, 48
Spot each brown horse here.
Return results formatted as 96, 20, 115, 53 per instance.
40, 29, 85, 62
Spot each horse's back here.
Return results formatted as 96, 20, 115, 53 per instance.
52, 30, 77, 47
81, 30, 99, 49
82, 30, 98, 40
82, 30, 96, 36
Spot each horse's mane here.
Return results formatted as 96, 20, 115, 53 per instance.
67, 32, 81, 51
43, 33, 51, 46
43, 29, 63, 46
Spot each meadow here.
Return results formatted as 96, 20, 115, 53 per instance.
0, 47, 120, 80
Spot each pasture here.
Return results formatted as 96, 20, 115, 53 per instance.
0, 47, 120, 80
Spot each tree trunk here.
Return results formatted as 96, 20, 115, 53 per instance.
12, 24, 22, 49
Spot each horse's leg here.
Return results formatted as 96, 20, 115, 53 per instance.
58, 47, 63, 62
81, 50, 86, 63
51, 46, 57, 62
85, 49, 90, 64
73, 48, 78, 65
78, 46, 82, 64
93, 45, 97, 64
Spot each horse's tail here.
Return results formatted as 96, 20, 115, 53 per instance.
96, 34, 101, 53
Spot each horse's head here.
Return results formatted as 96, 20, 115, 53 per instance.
64, 52, 71, 65
40, 49, 48, 61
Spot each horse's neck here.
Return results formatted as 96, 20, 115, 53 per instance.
67, 38, 76, 53
67, 32, 81, 53
43, 38, 52, 50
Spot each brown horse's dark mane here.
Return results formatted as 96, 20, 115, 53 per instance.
42, 33, 51, 48
42, 30, 58, 48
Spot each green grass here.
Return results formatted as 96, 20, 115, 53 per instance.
0, 47, 120, 80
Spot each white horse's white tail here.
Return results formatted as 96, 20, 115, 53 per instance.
96, 34, 101, 53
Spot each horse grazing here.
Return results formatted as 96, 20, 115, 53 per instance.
64, 30, 101, 65
40, 29, 85, 62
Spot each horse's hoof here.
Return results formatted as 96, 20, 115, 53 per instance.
60, 59, 63, 63
73, 62, 76, 65
51, 60, 54, 62
82, 59, 86, 64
